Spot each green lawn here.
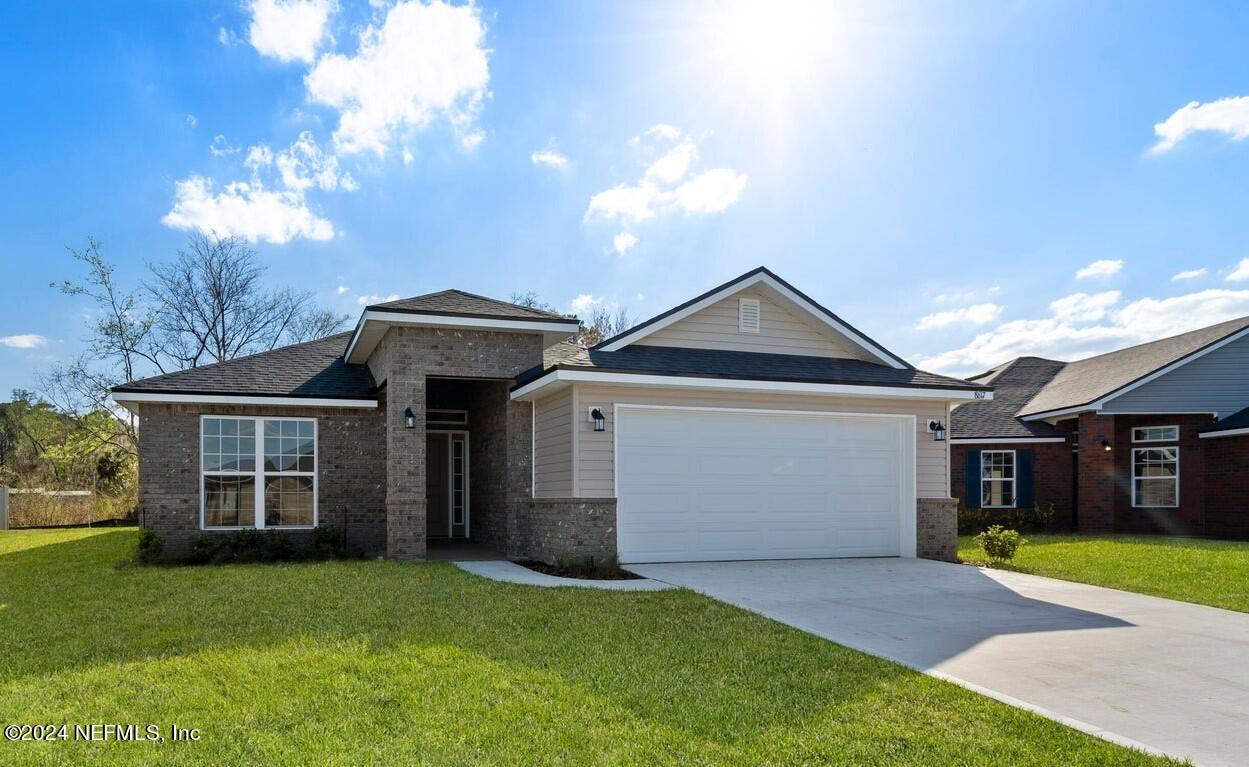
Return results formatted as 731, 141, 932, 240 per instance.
0, 529, 1177, 766
959, 533, 1249, 612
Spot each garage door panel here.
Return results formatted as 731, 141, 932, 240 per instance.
617, 407, 910, 563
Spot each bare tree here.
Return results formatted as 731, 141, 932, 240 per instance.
508, 290, 633, 347
146, 233, 348, 367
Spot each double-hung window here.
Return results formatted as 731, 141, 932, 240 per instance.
980, 450, 1016, 508
1132, 449, 1178, 509
201, 416, 317, 529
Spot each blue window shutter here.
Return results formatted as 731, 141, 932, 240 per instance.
1017, 449, 1035, 508
964, 450, 981, 508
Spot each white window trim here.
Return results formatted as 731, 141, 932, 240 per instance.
980, 449, 1017, 509
200, 415, 318, 531
428, 409, 468, 426
1131, 446, 1179, 509
1132, 424, 1179, 443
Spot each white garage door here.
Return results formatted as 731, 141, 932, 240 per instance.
615, 406, 915, 563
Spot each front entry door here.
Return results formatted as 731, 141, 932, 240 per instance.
425, 431, 469, 539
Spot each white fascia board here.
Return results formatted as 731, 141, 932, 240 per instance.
1199, 427, 1249, 439
511, 368, 991, 402
1021, 324, 1249, 422
345, 310, 580, 363
950, 437, 1067, 444
598, 272, 906, 369
111, 392, 378, 409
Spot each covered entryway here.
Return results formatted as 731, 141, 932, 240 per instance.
614, 406, 915, 563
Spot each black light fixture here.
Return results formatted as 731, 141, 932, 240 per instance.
403, 407, 416, 429
928, 419, 947, 442
589, 407, 606, 432
1101, 439, 1112, 452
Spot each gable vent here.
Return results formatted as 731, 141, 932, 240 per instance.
738, 298, 761, 333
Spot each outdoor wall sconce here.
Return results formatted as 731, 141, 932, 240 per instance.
404, 407, 416, 429
588, 407, 606, 432
927, 419, 947, 442
1101, 439, 1112, 452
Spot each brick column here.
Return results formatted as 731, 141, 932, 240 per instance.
386, 373, 426, 559
916, 497, 958, 561
1077, 412, 1115, 532
504, 398, 533, 557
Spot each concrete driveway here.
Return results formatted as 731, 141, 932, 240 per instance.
629, 558, 1249, 767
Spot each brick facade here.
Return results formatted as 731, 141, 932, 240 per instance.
1109, 414, 1213, 535
135, 402, 386, 558
951, 436, 1075, 530
1203, 434, 1249, 539
524, 498, 618, 563
916, 497, 958, 561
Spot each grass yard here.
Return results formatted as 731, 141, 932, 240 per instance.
959, 533, 1249, 613
0, 529, 1178, 766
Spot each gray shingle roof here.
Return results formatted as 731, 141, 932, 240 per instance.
520, 341, 987, 392
112, 333, 377, 400
1017, 316, 1249, 417
370, 289, 575, 323
1203, 405, 1249, 435
951, 357, 1067, 439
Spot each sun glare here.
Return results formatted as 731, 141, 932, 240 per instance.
703, 0, 842, 97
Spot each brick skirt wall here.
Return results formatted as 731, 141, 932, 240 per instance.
524, 498, 617, 563
136, 403, 386, 558
917, 498, 958, 561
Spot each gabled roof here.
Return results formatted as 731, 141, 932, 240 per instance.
111, 333, 377, 405
594, 266, 911, 369
1018, 316, 1249, 419
513, 340, 989, 400
1201, 405, 1249, 438
368, 289, 574, 322
951, 357, 1067, 439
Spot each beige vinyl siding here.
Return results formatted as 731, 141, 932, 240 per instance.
571, 383, 950, 499
532, 388, 573, 497
632, 289, 874, 360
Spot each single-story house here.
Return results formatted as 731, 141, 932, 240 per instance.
951, 316, 1249, 538
112, 267, 989, 563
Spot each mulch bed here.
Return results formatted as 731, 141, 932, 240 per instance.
515, 560, 642, 580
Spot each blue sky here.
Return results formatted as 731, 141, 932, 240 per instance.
4, 0, 1249, 396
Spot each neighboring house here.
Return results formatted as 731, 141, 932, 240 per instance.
951, 316, 1249, 538
111, 267, 989, 563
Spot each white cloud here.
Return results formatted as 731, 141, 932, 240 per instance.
402, 147, 415, 165
459, 130, 485, 151
210, 135, 239, 157
584, 126, 747, 231
1150, 96, 1249, 154
336, 285, 349, 295
569, 293, 604, 314
0, 334, 48, 349
247, 0, 336, 64
305, 0, 490, 156
1075, 258, 1124, 279
915, 303, 1003, 331
1227, 258, 1249, 282
612, 232, 638, 255
356, 293, 400, 306
185, 115, 198, 127
1172, 268, 1208, 281
530, 149, 568, 170
1048, 291, 1121, 323
270, 131, 357, 192
915, 288, 1249, 376
162, 175, 334, 244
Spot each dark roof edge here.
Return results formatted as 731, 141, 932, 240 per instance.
512, 362, 991, 393
363, 305, 580, 324
110, 387, 377, 400
1020, 321, 1249, 419
592, 266, 913, 369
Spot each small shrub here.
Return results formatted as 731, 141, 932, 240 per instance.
182, 527, 362, 565
135, 528, 164, 564
975, 525, 1026, 563
958, 504, 1055, 535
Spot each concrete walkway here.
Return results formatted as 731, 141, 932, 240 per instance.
455, 560, 672, 590
630, 558, 1249, 767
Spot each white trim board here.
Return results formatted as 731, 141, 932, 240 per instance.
598, 270, 907, 369
512, 369, 991, 402
345, 309, 580, 363
951, 437, 1067, 444
112, 392, 378, 410
1199, 427, 1249, 439
1020, 324, 1249, 421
